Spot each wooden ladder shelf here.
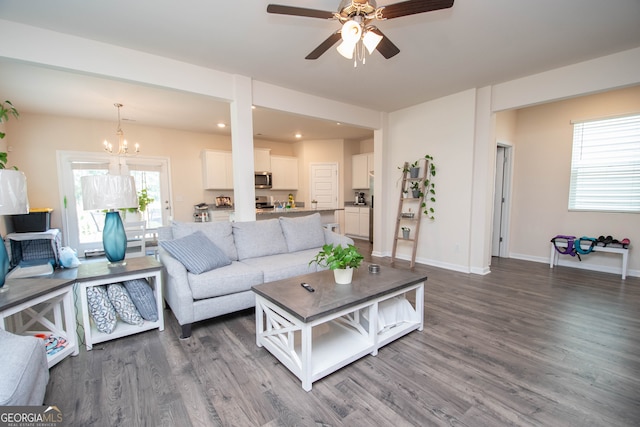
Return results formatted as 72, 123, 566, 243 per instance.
391, 158, 431, 269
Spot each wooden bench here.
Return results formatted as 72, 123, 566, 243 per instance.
549, 241, 630, 279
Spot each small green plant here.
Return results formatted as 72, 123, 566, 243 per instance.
0, 100, 19, 170
125, 188, 155, 213
309, 243, 364, 270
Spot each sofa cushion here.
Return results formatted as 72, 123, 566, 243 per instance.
188, 261, 263, 299
241, 249, 320, 283
107, 283, 143, 325
86, 285, 117, 334
171, 221, 238, 261
160, 231, 232, 274
279, 213, 326, 252
123, 279, 159, 322
232, 218, 288, 260
0, 329, 49, 406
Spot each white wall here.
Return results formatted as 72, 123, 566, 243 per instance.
385, 89, 477, 272
509, 85, 640, 275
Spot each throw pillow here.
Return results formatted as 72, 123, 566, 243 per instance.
279, 213, 325, 252
232, 218, 288, 260
107, 283, 143, 325
123, 278, 159, 322
86, 285, 117, 334
171, 221, 238, 261
159, 230, 232, 274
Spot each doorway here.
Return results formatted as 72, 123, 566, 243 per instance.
492, 144, 513, 257
309, 163, 338, 209
57, 151, 172, 255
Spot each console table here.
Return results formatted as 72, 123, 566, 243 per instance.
0, 276, 79, 368
76, 256, 165, 350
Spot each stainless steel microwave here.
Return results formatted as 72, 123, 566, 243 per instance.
255, 172, 272, 189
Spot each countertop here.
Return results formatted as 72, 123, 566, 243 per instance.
256, 207, 342, 215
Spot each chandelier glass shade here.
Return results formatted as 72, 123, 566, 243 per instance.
103, 103, 139, 155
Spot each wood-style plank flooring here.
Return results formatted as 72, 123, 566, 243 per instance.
45, 245, 640, 426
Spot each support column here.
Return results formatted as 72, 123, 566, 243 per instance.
230, 75, 256, 222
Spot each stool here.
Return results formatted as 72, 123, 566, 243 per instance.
323, 223, 340, 234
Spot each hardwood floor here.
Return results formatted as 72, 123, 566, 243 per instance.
46, 246, 640, 426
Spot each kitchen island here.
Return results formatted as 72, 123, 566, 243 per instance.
256, 208, 342, 231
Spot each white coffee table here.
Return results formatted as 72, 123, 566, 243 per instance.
252, 263, 426, 391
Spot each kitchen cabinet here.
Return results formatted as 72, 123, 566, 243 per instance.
271, 155, 299, 190
344, 206, 369, 238
202, 150, 233, 190
352, 152, 373, 189
254, 148, 271, 172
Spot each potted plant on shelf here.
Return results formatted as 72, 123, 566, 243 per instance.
401, 227, 411, 239
311, 199, 318, 209
309, 243, 364, 285
410, 181, 422, 198
398, 160, 420, 178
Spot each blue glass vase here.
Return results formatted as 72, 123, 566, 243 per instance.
103, 211, 127, 263
0, 236, 9, 289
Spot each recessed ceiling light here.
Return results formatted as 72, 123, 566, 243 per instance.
336, 122, 342, 126
217, 123, 226, 128
295, 133, 302, 138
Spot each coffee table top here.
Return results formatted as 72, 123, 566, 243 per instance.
252, 262, 427, 322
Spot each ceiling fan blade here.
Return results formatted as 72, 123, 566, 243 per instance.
267, 4, 335, 19
370, 29, 400, 59
379, 0, 454, 20
305, 32, 342, 59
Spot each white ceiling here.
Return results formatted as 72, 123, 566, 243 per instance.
0, 0, 639, 141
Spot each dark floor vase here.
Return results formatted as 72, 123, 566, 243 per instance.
103, 211, 127, 263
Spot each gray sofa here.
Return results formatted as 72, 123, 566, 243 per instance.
159, 213, 353, 338
0, 328, 49, 406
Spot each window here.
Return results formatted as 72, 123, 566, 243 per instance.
569, 113, 640, 212
57, 151, 171, 255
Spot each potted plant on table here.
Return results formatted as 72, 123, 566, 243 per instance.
309, 243, 364, 285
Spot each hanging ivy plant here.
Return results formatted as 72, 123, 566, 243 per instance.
421, 154, 436, 220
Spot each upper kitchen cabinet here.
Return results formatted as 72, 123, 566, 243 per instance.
352, 152, 373, 189
271, 155, 299, 190
202, 150, 234, 190
254, 148, 271, 172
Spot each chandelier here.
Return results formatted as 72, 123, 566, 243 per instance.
103, 103, 139, 155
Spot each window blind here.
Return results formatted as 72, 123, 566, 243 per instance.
568, 113, 640, 212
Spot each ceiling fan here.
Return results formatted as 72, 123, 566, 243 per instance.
267, 0, 454, 63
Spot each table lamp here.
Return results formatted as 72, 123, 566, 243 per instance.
81, 174, 137, 265
0, 169, 29, 291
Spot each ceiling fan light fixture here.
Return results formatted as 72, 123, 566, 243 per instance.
340, 19, 362, 43
336, 40, 356, 59
362, 29, 383, 54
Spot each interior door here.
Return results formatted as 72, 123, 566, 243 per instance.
310, 163, 338, 209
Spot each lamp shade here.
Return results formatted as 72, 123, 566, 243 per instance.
362, 29, 383, 54
0, 170, 29, 215
81, 174, 138, 210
